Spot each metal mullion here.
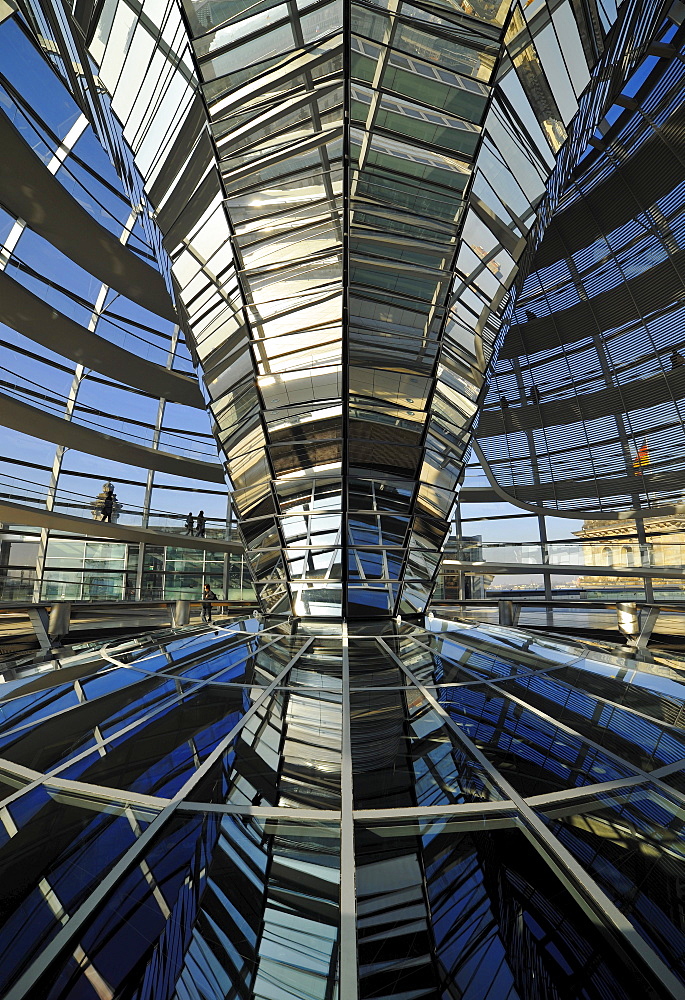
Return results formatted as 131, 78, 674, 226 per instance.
352, 548, 365, 581
499, 660, 685, 736
9, 770, 676, 822
209, 49, 342, 122
339, 623, 358, 999
3, 633, 315, 1000
219, 103, 344, 172
0, 682, 198, 812
352, 800, 515, 821
177, 803, 341, 818
241, 238, 342, 276
221, 125, 344, 187
286, 0, 343, 246
196, 13, 297, 66
235, 201, 339, 237
0, 673, 193, 783
359, 122, 476, 171
245, 284, 338, 314
242, 231, 343, 276
526, 775, 650, 812
340, 0, 351, 620
251, 321, 340, 354
415, 629, 679, 792
380, 546, 391, 583
240, 209, 342, 251
351, 197, 458, 235
489, 677, 685, 805
351, 154, 471, 201
251, 330, 341, 363
124, 16, 193, 156
402, 634, 591, 686
117, 0, 196, 89
351, 227, 459, 255
396, 651, 449, 990
372, 90, 483, 134
400, 16, 510, 611
303, 512, 317, 580
107, 633, 286, 685
214, 81, 342, 144
323, 526, 343, 581
30, 777, 170, 813
350, 0, 399, 196
377, 637, 685, 1000
240, 246, 342, 283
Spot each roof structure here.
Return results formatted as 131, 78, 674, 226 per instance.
1, 2, 685, 997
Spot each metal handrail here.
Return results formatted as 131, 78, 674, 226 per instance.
0, 598, 260, 662
432, 596, 685, 648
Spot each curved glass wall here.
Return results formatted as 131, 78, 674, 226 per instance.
16, 0, 662, 617
0, 0, 684, 997
479, 18, 685, 514
1, 0, 682, 616
0, 12, 249, 605
466, 12, 685, 609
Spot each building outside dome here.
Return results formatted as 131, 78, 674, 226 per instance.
577, 512, 685, 592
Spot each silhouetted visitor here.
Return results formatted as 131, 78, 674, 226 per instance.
500, 396, 509, 409
671, 349, 685, 369
251, 791, 263, 806
202, 583, 217, 623
184, 512, 194, 535
93, 481, 120, 522
529, 385, 541, 404
525, 309, 537, 322
195, 510, 206, 537
101, 484, 117, 522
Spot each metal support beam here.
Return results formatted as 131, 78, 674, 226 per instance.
339, 624, 358, 1000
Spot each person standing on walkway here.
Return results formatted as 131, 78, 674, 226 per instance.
195, 510, 206, 537
101, 484, 117, 522
184, 512, 194, 535
202, 583, 217, 623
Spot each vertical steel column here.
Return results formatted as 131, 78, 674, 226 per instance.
339, 624, 358, 999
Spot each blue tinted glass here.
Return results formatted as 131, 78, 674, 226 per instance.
0, 204, 14, 243
11, 228, 101, 307
0, 18, 79, 139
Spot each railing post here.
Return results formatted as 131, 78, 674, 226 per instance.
498, 600, 520, 627
27, 607, 51, 651
636, 607, 660, 650
170, 600, 190, 627
47, 601, 71, 641
616, 601, 639, 642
